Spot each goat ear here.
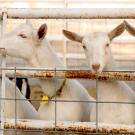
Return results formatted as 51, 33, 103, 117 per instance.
108, 22, 125, 41
124, 20, 135, 36
63, 29, 83, 43
37, 23, 47, 40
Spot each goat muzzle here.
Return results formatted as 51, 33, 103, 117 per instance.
92, 64, 100, 72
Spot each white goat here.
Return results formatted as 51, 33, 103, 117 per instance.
0, 78, 39, 135
0, 22, 95, 122
63, 22, 135, 124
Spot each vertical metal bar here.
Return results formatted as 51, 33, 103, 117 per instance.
0, 51, 6, 135
96, 74, 99, 133
63, 0, 68, 66
0, 18, 3, 135
14, 67, 17, 135
0, 12, 7, 135
54, 68, 57, 132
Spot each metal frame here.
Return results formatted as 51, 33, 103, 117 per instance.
3, 68, 135, 81
0, 8, 135, 135
0, 8, 135, 19
3, 119, 135, 134
0, 11, 7, 135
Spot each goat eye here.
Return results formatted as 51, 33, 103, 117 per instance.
106, 44, 109, 47
83, 45, 87, 49
18, 34, 27, 38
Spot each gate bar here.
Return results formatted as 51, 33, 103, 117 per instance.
4, 119, 135, 134
0, 12, 7, 135
2, 69, 135, 81
1, 8, 135, 19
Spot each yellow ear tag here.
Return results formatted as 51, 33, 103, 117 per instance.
41, 96, 49, 104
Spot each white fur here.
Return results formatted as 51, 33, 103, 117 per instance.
3, 78, 38, 119
0, 78, 39, 135
63, 29, 135, 124
0, 23, 95, 122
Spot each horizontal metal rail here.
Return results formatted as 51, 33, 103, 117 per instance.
2, 68, 135, 81
3, 119, 135, 134
0, 8, 135, 19
0, 97, 134, 104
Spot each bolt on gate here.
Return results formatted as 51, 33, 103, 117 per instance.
0, 8, 135, 135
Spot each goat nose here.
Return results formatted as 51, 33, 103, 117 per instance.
92, 64, 100, 71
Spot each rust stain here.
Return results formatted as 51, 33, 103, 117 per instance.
55, 127, 134, 134
5, 70, 135, 81
65, 71, 96, 79
4, 123, 135, 134
5, 124, 135, 135
33, 71, 54, 78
